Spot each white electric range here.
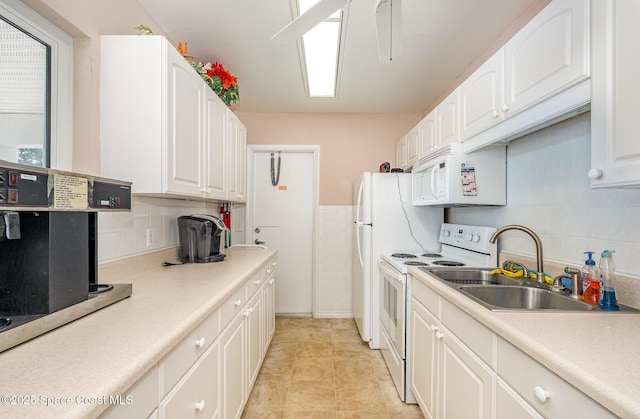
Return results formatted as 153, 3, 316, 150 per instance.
378, 223, 497, 403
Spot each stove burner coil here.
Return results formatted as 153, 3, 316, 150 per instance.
0, 317, 11, 329
421, 253, 442, 258
404, 261, 429, 266
391, 253, 417, 259
432, 260, 465, 267
89, 284, 114, 294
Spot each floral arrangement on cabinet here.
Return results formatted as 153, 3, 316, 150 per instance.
177, 42, 239, 107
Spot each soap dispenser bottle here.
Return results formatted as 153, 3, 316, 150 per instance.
581, 251, 600, 305
598, 250, 620, 311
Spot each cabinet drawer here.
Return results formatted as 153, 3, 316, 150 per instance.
497, 338, 615, 418
246, 271, 263, 299
410, 276, 439, 315
161, 309, 220, 396
160, 340, 219, 419
220, 285, 247, 328
100, 365, 159, 419
440, 298, 494, 368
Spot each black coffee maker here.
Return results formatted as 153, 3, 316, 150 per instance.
0, 160, 132, 351
178, 214, 227, 263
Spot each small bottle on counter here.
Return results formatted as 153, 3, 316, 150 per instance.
581, 251, 600, 305
598, 250, 620, 311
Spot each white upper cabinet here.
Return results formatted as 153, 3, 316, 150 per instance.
101, 35, 245, 202
419, 110, 437, 156
459, 49, 505, 140
395, 135, 408, 170
406, 124, 421, 166
504, 0, 590, 115
590, 0, 640, 188
460, 0, 591, 151
436, 89, 460, 147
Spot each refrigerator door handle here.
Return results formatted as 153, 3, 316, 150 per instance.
355, 179, 367, 268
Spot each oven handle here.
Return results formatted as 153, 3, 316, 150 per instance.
379, 259, 406, 285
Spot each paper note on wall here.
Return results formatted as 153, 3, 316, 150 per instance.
461, 162, 477, 196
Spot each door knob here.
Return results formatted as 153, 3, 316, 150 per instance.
255, 239, 265, 245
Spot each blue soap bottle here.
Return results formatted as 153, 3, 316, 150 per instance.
598, 250, 620, 311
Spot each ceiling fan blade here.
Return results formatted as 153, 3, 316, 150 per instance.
375, 0, 404, 63
271, 0, 348, 43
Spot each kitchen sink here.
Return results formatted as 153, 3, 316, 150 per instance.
419, 267, 640, 312
459, 285, 595, 311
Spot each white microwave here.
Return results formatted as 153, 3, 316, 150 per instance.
411, 143, 507, 207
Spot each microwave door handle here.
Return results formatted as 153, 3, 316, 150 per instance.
355, 179, 365, 268
430, 165, 439, 198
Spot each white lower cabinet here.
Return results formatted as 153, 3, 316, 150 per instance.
99, 257, 277, 419
410, 288, 494, 419
221, 313, 246, 419
160, 340, 219, 418
410, 276, 615, 419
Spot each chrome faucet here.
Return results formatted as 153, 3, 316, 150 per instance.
489, 225, 546, 283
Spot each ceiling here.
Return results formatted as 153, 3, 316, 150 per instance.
136, 0, 539, 114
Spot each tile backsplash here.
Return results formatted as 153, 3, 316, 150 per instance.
450, 112, 640, 280
98, 197, 224, 262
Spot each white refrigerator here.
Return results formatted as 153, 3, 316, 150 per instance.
352, 172, 443, 349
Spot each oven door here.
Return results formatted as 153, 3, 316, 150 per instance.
379, 259, 406, 357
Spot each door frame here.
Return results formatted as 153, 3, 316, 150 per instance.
246, 145, 320, 317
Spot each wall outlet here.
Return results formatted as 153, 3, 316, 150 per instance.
146, 228, 154, 247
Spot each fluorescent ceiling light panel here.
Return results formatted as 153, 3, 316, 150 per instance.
298, 0, 342, 97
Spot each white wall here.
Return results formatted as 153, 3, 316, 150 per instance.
450, 112, 640, 280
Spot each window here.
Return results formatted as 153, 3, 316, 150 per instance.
0, 0, 72, 170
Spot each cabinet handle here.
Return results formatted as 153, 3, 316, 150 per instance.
236, 194, 243, 198
234, 299, 242, 307
492, 110, 499, 118
534, 386, 551, 403
254, 279, 261, 286
502, 104, 510, 112
588, 169, 603, 180
194, 337, 206, 348
430, 324, 438, 332
435, 331, 443, 340
266, 268, 272, 274
194, 399, 206, 412
244, 307, 253, 317
269, 279, 274, 285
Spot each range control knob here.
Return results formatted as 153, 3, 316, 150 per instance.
471, 234, 481, 242
442, 230, 451, 237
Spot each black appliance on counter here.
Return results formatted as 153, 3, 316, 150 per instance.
0, 160, 132, 352
178, 214, 226, 263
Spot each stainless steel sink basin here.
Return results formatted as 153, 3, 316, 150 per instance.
426, 268, 521, 286
459, 285, 595, 311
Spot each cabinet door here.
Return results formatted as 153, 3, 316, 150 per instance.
460, 49, 505, 141
406, 125, 421, 166
203, 91, 227, 199
591, 0, 640, 187
419, 110, 437, 156
436, 90, 460, 147
504, 0, 589, 116
166, 50, 204, 195
263, 272, 276, 354
220, 314, 246, 419
227, 111, 247, 202
410, 298, 439, 419
496, 378, 543, 419
395, 136, 407, 169
245, 291, 263, 390
439, 326, 494, 419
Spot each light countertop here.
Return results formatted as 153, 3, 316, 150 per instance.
409, 266, 640, 419
0, 246, 277, 419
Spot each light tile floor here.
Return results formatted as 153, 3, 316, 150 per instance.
242, 317, 424, 418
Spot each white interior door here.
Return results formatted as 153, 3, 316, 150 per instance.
252, 150, 314, 315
